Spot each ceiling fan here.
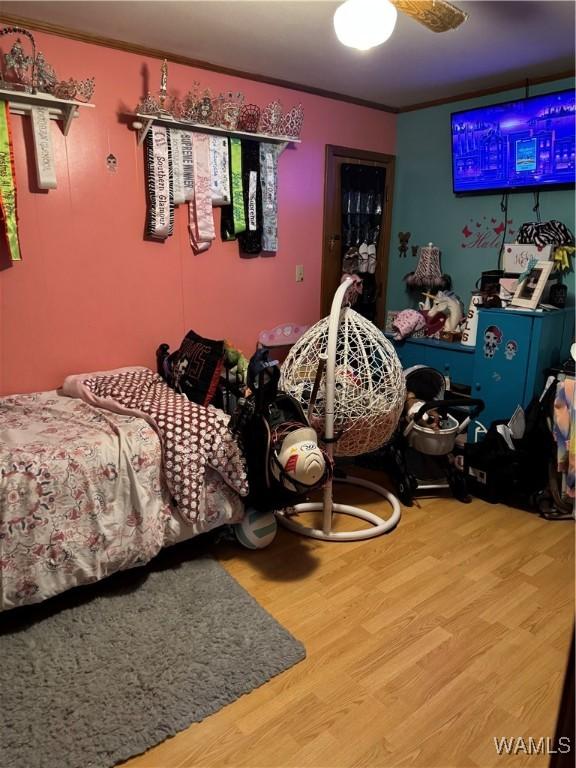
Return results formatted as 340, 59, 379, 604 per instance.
334, 0, 468, 50
391, 0, 468, 33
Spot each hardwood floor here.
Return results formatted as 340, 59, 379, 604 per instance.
123, 476, 574, 768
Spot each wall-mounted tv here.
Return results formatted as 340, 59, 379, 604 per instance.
451, 89, 575, 195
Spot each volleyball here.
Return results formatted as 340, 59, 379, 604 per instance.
233, 508, 278, 549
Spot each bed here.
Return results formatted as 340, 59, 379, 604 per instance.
0, 367, 248, 612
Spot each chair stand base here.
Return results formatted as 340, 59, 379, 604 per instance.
276, 475, 401, 542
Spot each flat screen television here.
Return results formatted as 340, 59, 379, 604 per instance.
451, 89, 575, 195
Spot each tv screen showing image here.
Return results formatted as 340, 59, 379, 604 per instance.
451, 89, 575, 195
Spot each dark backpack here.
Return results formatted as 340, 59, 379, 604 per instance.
230, 350, 330, 512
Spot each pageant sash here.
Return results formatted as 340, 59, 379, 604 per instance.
0, 102, 21, 261
231, 138, 246, 235
238, 139, 262, 256
220, 138, 244, 241
189, 133, 215, 253
180, 131, 195, 201
209, 136, 230, 206
260, 142, 280, 253
31, 106, 57, 190
170, 129, 186, 205
145, 125, 174, 240
170, 129, 195, 205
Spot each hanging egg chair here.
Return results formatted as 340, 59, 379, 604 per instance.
278, 277, 406, 541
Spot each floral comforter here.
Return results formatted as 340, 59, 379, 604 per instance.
0, 390, 244, 611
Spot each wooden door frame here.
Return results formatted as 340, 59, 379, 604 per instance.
320, 145, 395, 328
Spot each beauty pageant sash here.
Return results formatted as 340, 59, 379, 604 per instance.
189, 133, 215, 253
260, 142, 280, 254
170, 129, 194, 205
209, 136, 230, 206
0, 102, 21, 261
221, 138, 246, 241
145, 125, 174, 240
31, 106, 57, 190
238, 139, 262, 256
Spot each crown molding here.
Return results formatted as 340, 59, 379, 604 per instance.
0, 13, 399, 114
397, 70, 575, 112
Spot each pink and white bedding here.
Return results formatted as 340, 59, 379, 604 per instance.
0, 382, 246, 611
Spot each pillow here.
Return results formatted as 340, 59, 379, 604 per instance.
156, 330, 224, 406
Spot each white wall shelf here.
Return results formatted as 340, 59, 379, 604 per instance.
0, 88, 95, 135
129, 112, 301, 147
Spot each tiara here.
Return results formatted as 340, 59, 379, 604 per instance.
259, 100, 283, 136
237, 104, 261, 133
280, 103, 304, 140
0, 26, 95, 100
213, 91, 244, 130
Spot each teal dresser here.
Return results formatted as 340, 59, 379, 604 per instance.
388, 307, 574, 433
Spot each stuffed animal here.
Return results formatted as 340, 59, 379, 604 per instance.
224, 341, 249, 386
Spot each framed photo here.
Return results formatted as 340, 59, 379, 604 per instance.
511, 260, 554, 309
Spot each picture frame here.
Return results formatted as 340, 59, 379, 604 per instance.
510, 260, 554, 309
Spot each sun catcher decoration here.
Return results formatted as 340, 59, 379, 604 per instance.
0, 26, 95, 101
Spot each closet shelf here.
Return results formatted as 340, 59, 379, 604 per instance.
128, 112, 301, 147
0, 88, 95, 135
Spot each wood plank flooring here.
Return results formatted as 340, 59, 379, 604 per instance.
123, 475, 574, 768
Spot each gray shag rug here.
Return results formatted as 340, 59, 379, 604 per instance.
0, 553, 305, 768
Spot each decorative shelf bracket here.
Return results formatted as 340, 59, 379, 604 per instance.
129, 113, 300, 149
0, 88, 94, 135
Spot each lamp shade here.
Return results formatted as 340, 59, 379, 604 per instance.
333, 0, 398, 51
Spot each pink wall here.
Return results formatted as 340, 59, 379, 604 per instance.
0, 29, 396, 394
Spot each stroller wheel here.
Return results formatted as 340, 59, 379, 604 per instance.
445, 459, 471, 503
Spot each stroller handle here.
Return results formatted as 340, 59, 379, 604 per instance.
412, 397, 484, 423
404, 397, 485, 440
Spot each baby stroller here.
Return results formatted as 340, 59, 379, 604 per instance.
381, 366, 484, 505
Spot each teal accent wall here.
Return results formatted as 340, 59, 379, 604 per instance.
387, 78, 575, 315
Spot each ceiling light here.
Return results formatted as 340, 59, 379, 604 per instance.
333, 0, 398, 51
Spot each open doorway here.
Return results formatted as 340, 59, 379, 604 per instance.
320, 145, 395, 327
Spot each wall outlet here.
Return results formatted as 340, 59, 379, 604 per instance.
295, 264, 304, 282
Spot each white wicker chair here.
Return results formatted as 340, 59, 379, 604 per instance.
278, 277, 406, 541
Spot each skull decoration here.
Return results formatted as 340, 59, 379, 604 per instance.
483, 325, 502, 358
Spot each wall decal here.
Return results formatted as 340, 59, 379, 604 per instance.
460, 215, 516, 249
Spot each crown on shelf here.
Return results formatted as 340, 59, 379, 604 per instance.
237, 104, 261, 133
0, 26, 95, 101
259, 100, 283, 136
212, 91, 244, 130
134, 60, 304, 140
281, 103, 304, 140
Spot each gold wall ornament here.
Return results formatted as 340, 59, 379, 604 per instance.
390, 0, 468, 32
